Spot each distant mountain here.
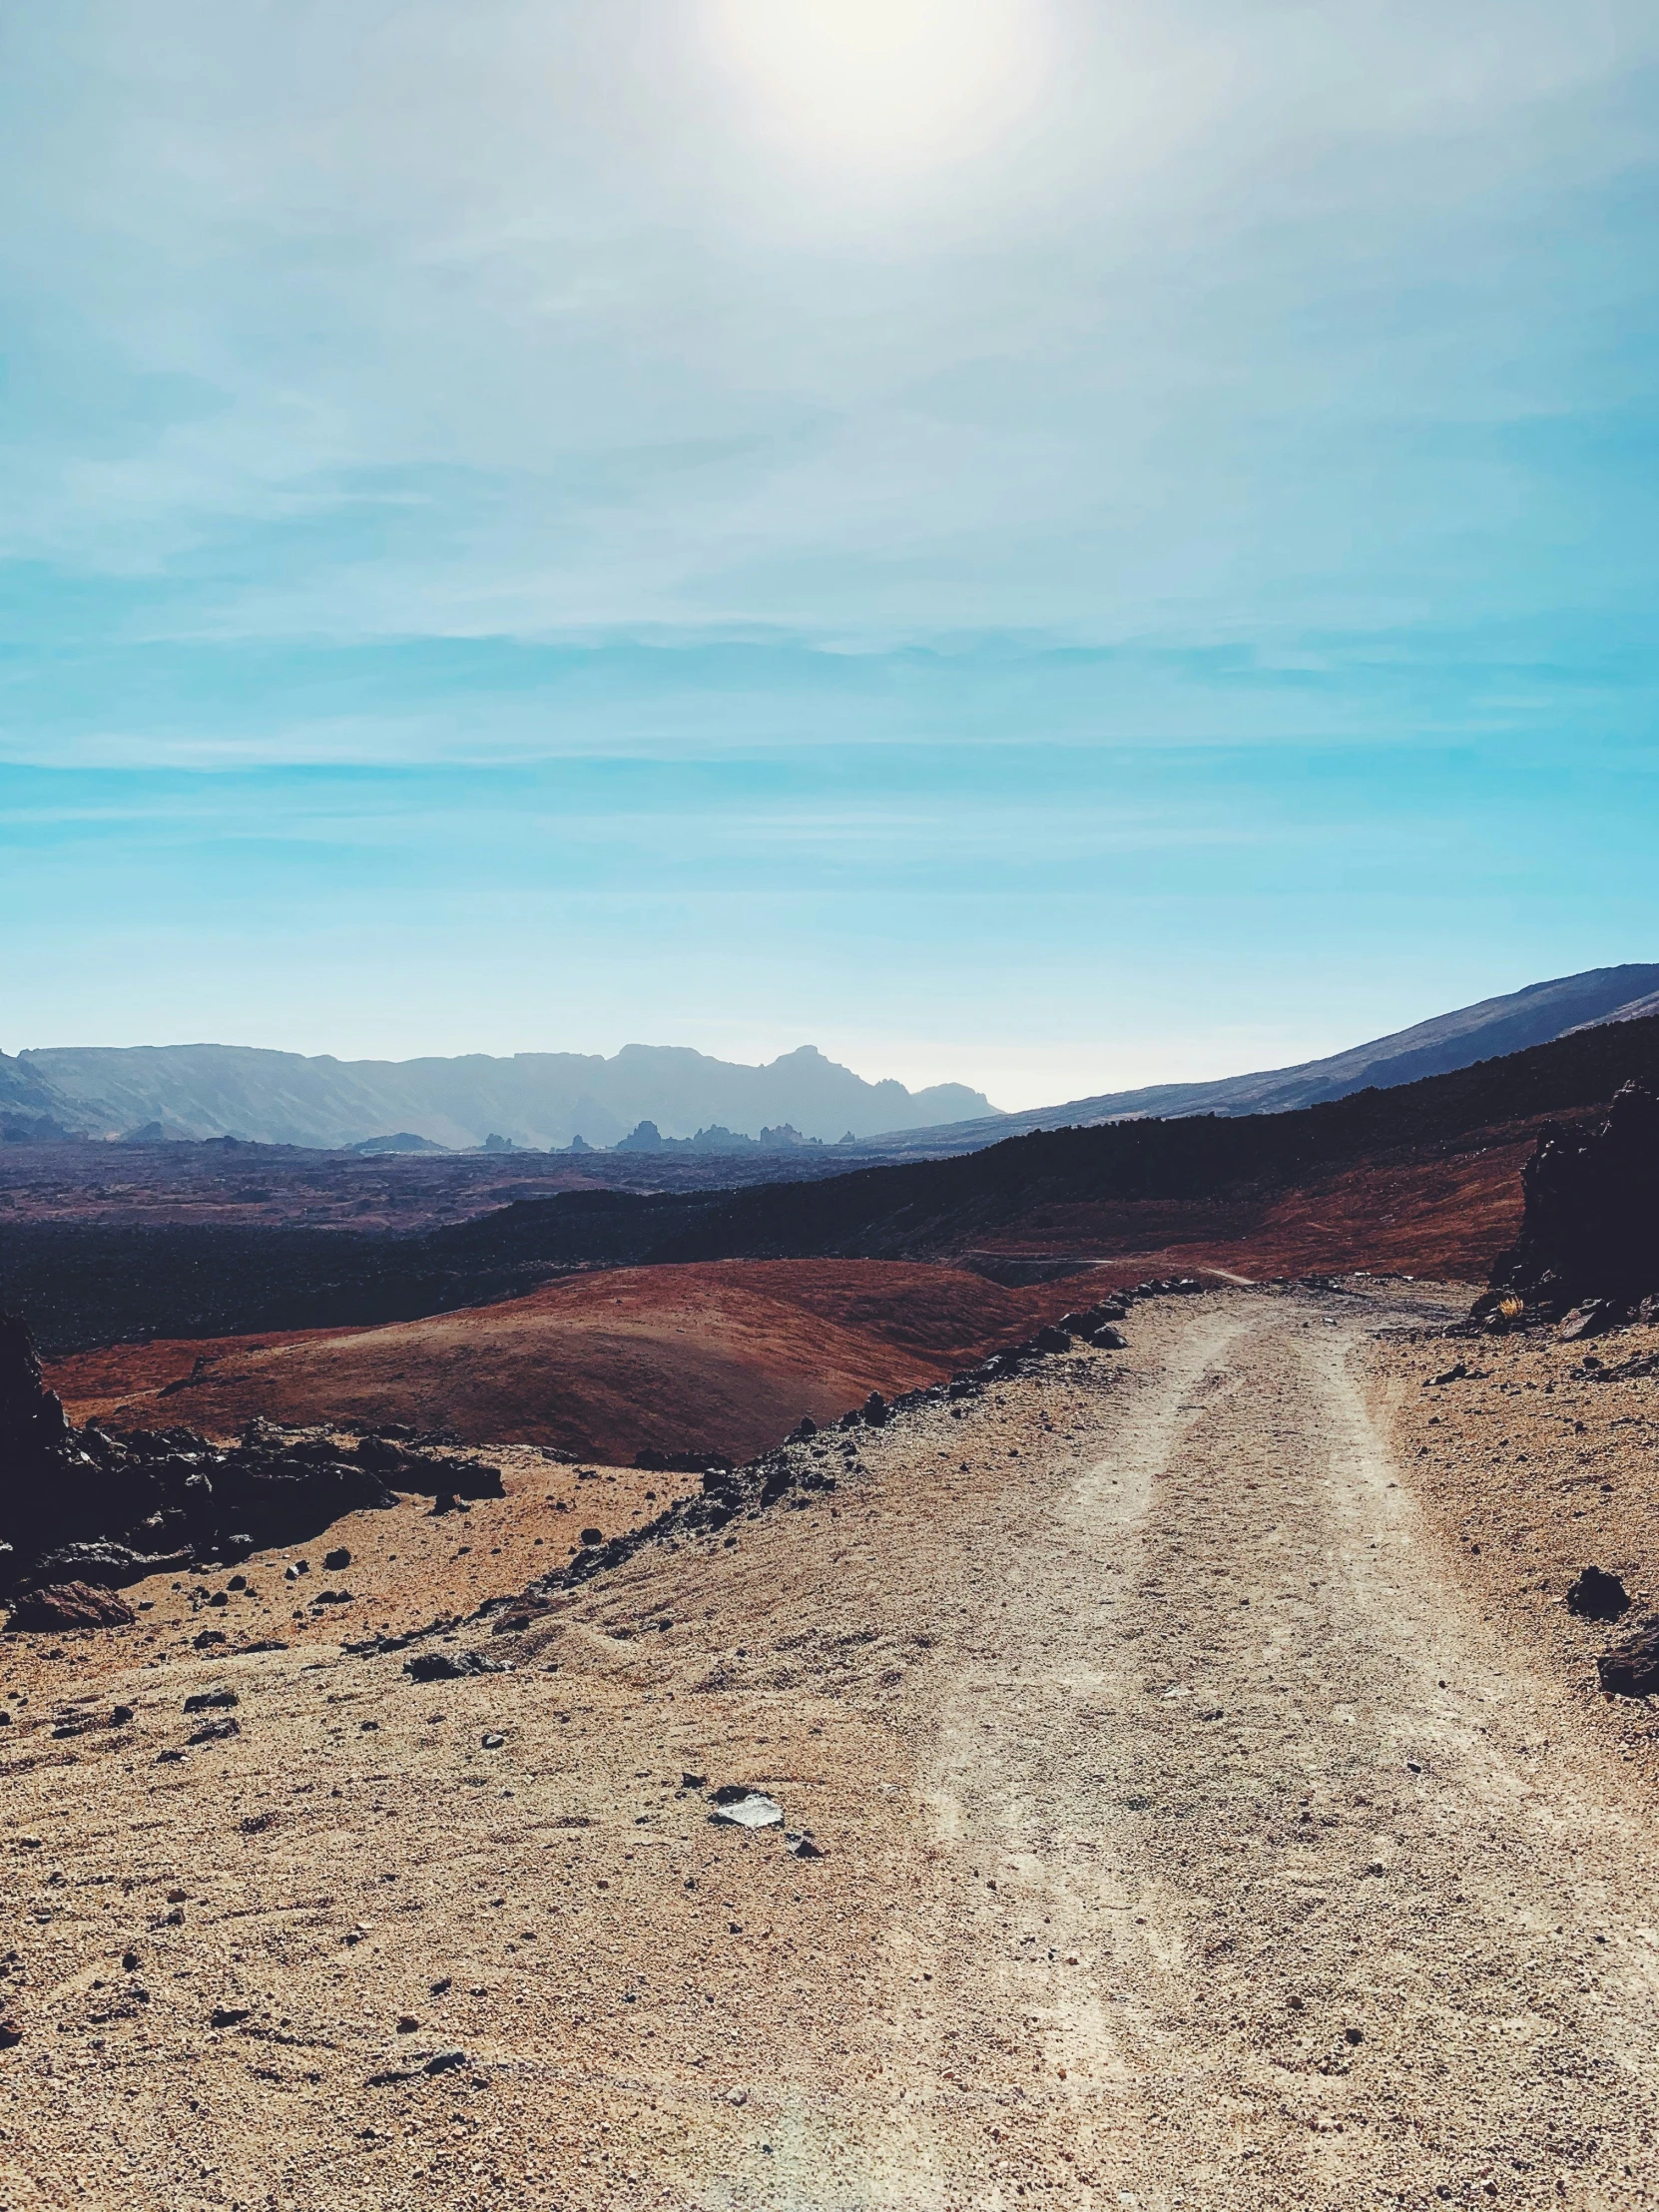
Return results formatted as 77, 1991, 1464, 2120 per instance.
0, 1051, 80, 1142
10, 1041, 993, 1152
843, 963, 1659, 1158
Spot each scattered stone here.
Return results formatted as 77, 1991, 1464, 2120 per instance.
323, 1547, 351, 1571
480, 1732, 505, 1750
183, 1689, 240, 1714
579, 1527, 603, 1547
7, 1581, 135, 1632
1597, 1622, 1659, 1699
424, 2047, 468, 2076
403, 1650, 503, 1683
396, 2014, 419, 2033
681, 1772, 707, 1789
787, 1836, 826, 1859
1034, 1326, 1073, 1355
187, 1716, 241, 1745
0, 2019, 22, 2049
192, 1630, 228, 1650
862, 1392, 889, 1426
709, 1789, 785, 1829
156, 1749, 185, 1764
1087, 1327, 1128, 1351
211, 2005, 252, 2028
1566, 1566, 1631, 1621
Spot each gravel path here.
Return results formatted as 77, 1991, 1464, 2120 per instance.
885, 1289, 1659, 2207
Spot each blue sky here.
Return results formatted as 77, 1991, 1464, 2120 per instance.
2, 2, 1656, 1107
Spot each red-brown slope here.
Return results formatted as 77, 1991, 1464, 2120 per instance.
957, 1132, 1533, 1284
46, 1260, 1095, 1465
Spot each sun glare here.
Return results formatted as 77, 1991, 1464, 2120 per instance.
709, 0, 1048, 175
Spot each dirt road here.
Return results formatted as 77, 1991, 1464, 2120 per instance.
888, 1289, 1659, 2207
6, 1285, 1658, 2209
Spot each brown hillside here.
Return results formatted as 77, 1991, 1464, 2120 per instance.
47, 1260, 1096, 1465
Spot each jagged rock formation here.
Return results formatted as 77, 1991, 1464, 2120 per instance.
0, 1308, 501, 1620
1479, 1082, 1659, 1323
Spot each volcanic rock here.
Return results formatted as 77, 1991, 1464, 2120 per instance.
8, 1581, 136, 1631
1566, 1566, 1631, 1621
1596, 1621, 1659, 1700
1482, 1081, 1659, 1318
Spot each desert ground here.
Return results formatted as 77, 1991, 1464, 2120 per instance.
4, 1281, 1658, 2208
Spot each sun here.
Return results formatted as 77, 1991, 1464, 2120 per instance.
708, 0, 1049, 176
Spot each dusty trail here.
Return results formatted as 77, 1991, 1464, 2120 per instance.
893, 1292, 1659, 2208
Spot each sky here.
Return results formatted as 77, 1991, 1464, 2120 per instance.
1, 0, 1656, 1110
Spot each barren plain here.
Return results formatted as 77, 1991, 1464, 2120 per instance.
4, 1283, 1659, 2208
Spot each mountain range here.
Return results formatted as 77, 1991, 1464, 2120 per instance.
2, 963, 1655, 1155
0, 1041, 991, 1151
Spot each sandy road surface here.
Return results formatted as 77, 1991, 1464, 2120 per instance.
4, 1286, 1658, 2209
894, 1290, 1659, 2208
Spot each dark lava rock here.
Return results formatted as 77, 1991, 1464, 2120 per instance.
0, 1307, 399, 1593
403, 1649, 504, 1683
29, 1541, 193, 1589
1596, 1622, 1659, 1699
1087, 1326, 1128, 1351
183, 1689, 240, 1713
356, 1436, 504, 1499
1034, 1326, 1073, 1355
1566, 1566, 1632, 1621
1481, 1081, 1659, 1320
579, 1526, 603, 1546
1559, 1302, 1618, 1343
187, 1715, 241, 1744
862, 1392, 889, 1426
7, 1581, 136, 1631
323, 1546, 351, 1570
0, 2019, 23, 2049
211, 2005, 252, 2028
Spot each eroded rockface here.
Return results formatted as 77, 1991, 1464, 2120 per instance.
1477, 1081, 1659, 1327
0, 1307, 500, 1621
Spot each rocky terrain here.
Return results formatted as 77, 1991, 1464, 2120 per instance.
6, 1278, 1659, 2208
